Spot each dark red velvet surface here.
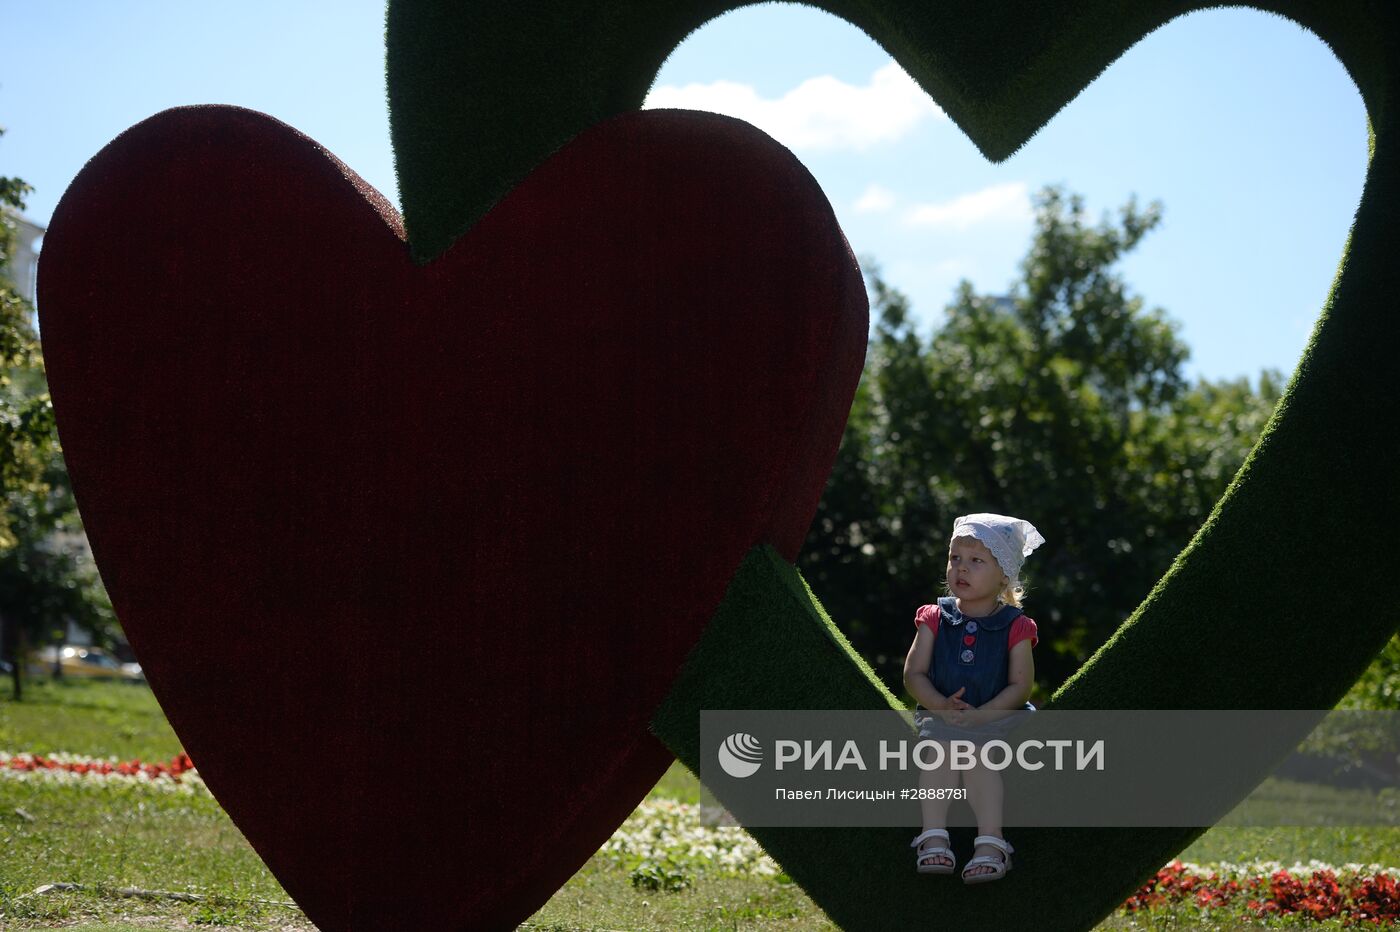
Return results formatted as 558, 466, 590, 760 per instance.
37, 106, 866, 930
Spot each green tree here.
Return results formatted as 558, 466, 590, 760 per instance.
0, 125, 115, 699
802, 186, 1282, 696
1, 128, 45, 543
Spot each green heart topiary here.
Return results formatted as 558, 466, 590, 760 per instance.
387, 2, 1399, 929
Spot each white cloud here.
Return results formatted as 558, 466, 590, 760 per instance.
904, 182, 1032, 231
644, 62, 944, 151
932, 257, 974, 277
854, 183, 896, 213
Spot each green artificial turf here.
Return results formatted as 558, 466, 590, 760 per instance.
651, 548, 1195, 930
385, 2, 1389, 264
383, 2, 1400, 928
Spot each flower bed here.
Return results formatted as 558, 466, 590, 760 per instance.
1125, 860, 1400, 925
601, 798, 780, 878
0, 750, 207, 795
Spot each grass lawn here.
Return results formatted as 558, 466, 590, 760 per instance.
1, 678, 1395, 930
0, 676, 183, 761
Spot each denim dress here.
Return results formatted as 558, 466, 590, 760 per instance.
915, 596, 1034, 743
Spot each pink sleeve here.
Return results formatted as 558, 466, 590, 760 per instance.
1009, 615, 1038, 649
914, 604, 940, 634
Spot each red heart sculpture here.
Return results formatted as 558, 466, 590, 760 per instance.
38, 106, 866, 929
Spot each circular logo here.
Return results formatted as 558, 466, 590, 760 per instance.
717, 732, 763, 778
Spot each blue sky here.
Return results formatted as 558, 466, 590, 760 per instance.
3, 2, 1369, 383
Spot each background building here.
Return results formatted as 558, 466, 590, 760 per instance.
6, 213, 44, 308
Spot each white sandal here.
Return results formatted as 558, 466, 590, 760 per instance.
961, 834, 1013, 884
910, 828, 955, 875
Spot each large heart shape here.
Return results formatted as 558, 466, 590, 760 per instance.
386, 1, 1400, 929
37, 105, 866, 929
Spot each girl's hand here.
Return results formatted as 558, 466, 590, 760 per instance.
937, 688, 971, 724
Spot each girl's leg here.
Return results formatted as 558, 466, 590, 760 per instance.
960, 761, 1007, 877
915, 745, 960, 869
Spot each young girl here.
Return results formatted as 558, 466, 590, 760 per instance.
903, 512, 1044, 883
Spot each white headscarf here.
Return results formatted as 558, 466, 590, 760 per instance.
951, 513, 1045, 580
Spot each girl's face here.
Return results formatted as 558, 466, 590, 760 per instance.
946, 535, 1006, 604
